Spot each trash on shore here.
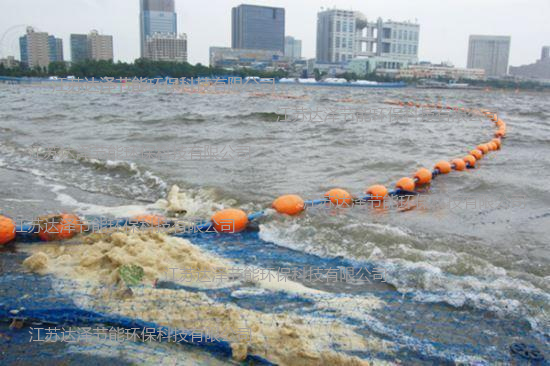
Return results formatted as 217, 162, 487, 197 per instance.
21, 231, 390, 365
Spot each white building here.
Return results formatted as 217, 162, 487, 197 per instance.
467, 35, 511, 77
144, 33, 187, 62
397, 64, 486, 80
316, 9, 419, 66
284, 36, 302, 60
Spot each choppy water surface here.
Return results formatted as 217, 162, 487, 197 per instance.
0, 84, 549, 364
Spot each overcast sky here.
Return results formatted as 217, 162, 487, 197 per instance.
1, 0, 548, 67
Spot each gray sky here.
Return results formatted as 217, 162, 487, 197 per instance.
1, 0, 548, 67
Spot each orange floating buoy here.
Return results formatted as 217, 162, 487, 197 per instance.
131, 214, 166, 226
366, 185, 388, 200
496, 119, 505, 127
451, 159, 466, 171
395, 177, 415, 191
491, 138, 501, 149
414, 168, 432, 185
463, 155, 477, 168
476, 144, 489, 154
38, 213, 85, 241
486, 142, 497, 151
495, 130, 506, 138
324, 188, 353, 206
0, 216, 16, 245
272, 194, 305, 215
469, 149, 483, 160
211, 208, 248, 233
434, 161, 452, 174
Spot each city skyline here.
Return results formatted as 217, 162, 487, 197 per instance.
0, 0, 548, 67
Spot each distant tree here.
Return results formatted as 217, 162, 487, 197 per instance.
48, 61, 67, 75
3, 60, 544, 90
335, 72, 359, 81
313, 68, 321, 81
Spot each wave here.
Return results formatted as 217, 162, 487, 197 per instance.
226, 112, 286, 122
0, 143, 167, 201
258, 219, 550, 336
134, 115, 207, 125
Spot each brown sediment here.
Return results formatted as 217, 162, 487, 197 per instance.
22, 251, 49, 271
152, 184, 230, 219
22, 232, 391, 365
154, 185, 187, 215
23, 232, 230, 287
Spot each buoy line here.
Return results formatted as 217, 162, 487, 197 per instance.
0, 100, 506, 243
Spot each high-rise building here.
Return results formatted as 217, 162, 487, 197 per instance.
316, 9, 419, 66
70, 31, 114, 62
88, 30, 113, 61
316, 9, 354, 64
541, 46, 550, 61
19, 36, 28, 67
70, 34, 89, 63
139, 0, 177, 58
19, 27, 53, 69
232, 4, 285, 52
467, 35, 511, 77
48, 36, 64, 62
144, 33, 187, 62
284, 36, 302, 60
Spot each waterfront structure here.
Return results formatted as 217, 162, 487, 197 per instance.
232, 4, 285, 52
19, 27, 60, 69
144, 32, 187, 62
308, 61, 347, 78
316, 8, 419, 66
395, 63, 486, 80
346, 56, 415, 76
209, 47, 283, 69
467, 35, 510, 77
139, 0, 177, 58
284, 36, 302, 60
